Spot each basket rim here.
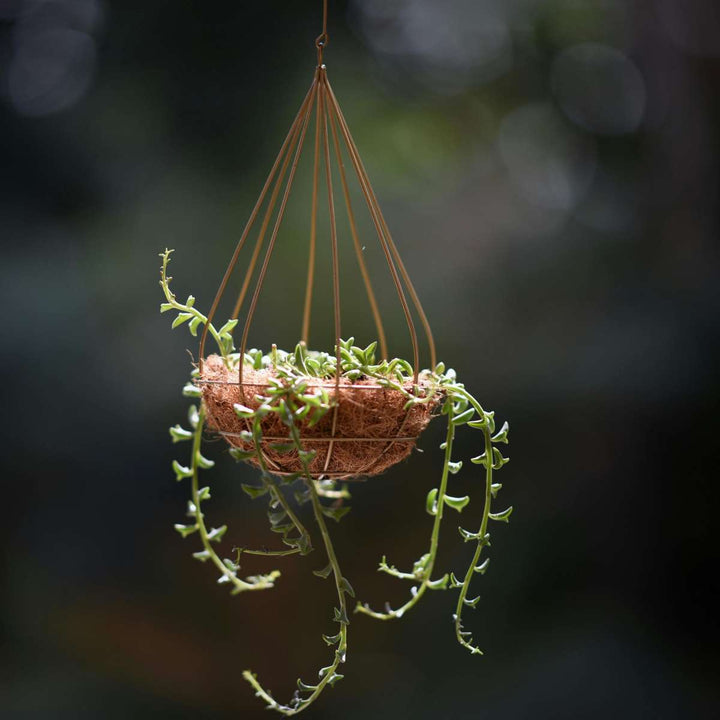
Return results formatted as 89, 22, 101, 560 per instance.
217, 431, 419, 442
195, 378, 428, 392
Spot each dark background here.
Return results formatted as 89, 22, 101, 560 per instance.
1, 1, 719, 718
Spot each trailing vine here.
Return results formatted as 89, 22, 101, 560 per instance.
353, 373, 512, 655
160, 249, 513, 713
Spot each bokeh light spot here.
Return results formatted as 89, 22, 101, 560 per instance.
551, 43, 646, 136
498, 103, 596, 211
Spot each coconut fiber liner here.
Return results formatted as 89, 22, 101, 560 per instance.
199, 354, 441, 479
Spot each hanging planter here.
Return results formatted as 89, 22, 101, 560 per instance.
160, 3, 514, 716
200, 348, 441, 478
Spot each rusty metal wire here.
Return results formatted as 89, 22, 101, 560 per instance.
197, 2, 437, 476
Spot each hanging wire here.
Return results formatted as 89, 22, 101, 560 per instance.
315, 0, 329, 65
199, 0, 436, 387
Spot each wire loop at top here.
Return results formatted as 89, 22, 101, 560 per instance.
316, 0, 329, 64
315, 32, 328, 64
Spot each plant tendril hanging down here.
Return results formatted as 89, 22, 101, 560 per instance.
159, 1, 514, 715
160, 250, 512, 714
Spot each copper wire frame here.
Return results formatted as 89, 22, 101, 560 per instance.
196, 29, 438, 479
197, 63, 436, 383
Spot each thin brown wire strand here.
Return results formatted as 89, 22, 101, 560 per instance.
301, 68, 323, 345
319, 72, 342, 474
323, 80, 420, 380
238, 79, 318, 385
325, 79, 437, 370
230, 97, 312, 322
325, 81, 388, 361
198, 81, 316, 368
219, 433, 420, 443
196, 379, 424, 391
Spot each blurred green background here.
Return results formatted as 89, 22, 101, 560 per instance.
1, 0, 719, 718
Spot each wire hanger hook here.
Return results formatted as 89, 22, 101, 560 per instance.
315, 0, 329, 65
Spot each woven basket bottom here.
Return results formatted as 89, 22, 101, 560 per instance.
199, 354, 440, 479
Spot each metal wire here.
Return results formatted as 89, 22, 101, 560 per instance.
200, 1, 436, 389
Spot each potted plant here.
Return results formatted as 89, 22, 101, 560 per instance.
160, 248, 512, 715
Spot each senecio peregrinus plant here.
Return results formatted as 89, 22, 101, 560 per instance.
160, 248, 513, 715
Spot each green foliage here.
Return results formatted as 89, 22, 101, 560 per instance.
160, 250, 514, 714
354, 378, 512, 659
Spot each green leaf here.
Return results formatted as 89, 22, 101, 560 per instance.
491, 420, 509, 444
174, 523, 197, 538
170, 425, 193, 443
294, 488, 312, 505
412, 553, 430, 575
196, 452, 214, 469
322, 632, 341, 646
321, 505, 351, 523
340, 576, 355, 598
458, 526, 480, 542
185, 295, 195, 307
490, 483, 502, 498
452, 408, 476, 426
268, 442, 294, 453
160, 302, 174, 313
230, 448, 257, 461
444, 494, 470, 512
447, 460, 463, 474
489, 506, 513, 522
350, 345, 366, 363
293, 532, 312, 555
197, 486, 211, 501
222, 557, 239, 572
425, 488, 438, 516
297, 679, 318, 693
269, 523, 294, 535
318, 665, 333, 679
470, 452, 488, 467
333, 606, 349, 625
218, 318, 238, 336
485, 411, 496, 433
192, 550, 211, 562
448, 572, 463, 588
182, 382, 202, 398
298, 449, 317, 464
171, 312, 193, 328
474, 558, 490, 574
233, 403, 255, 418
188, 316, 203, 336
207, 525, 228, 543
427, 574, 450, 590
241, 483, 268, 499
188, 405, 199, 429
464, 595, 482, 608
327, 673, 344, 687
313, 563, 333, 579
492, 447, 509, 469
467, 418, 487, 429
172, 460, 192, 481
294, 343, 309, 373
